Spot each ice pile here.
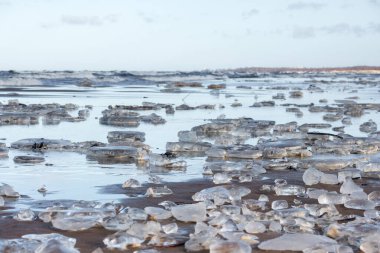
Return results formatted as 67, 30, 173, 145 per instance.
0, 233, 79, 253
0, 99, 88, 126
99, 104, 168, 127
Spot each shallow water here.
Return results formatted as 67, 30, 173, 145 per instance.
0, 72, 379, 206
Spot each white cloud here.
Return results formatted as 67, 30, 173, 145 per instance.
293, 26, 315, 39
61, 14, 119, 26
292, 23, 380, 39
288, 1, 326, 10
242, 9, 260, 20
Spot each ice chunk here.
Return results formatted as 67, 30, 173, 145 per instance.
209, 241, 252, 253
0, 146, 8, 158
306, 157, 350, 171
127, 208, 148, 221
13, 155, 45, 164
358, 163, 380, 172
239, 175, 253, 182
318, 192, 348, 205
158, 200, 177, 210
220, 205, 241, 216
344, 199, 376, 210
368, 191, 380, 205
262, 148, 287, 159
127, 221, 161, 239
122, 179, 141, 188
87, 146, 147, 163
214, 133, 248, 146
302, 168, 323, 185
258, 194, 269, 202
208, 213, 229, 227
360, 234, 380, 253
342, 117, 352, 125
269, 221, 282, 232
133, 250, 160, 253
11, 138, 73, 150
140, 113, 166, 125
145, 186, 173, 197
14, 209, 35, 221
102, 214, 134, 231
320, 173, 339, 185
304, 204, 339, 217
52, 215, 99, 231
185, 227, 218, 251
306, 188, 328, 199
339, 170, 362, 183
340, 177, 363, 194
326, 222, 380, 239
303, 243, 353, 253
35, 239, 79, 253
220, 219, 239, 232
103, 231, 144, 249
37, 185, 47, 193
149, 154, 186, 168
0, 239, 39, 252
166, 141, 212, 153
144, 207, 172, 220
193, 186, 250, 204
149, 175, 163, 184
242, 199, 266, 213
171, 202, 207, 222
147, 232, 185, 247
275, 185, 305, 196
22, 233, 76, 247
218, 232, 259, 245
258, 233, 337, 251
207, 145, 262, 159
289, 90, 303, 98
245, 221, 266, 234
178, 130, 198, 142
349, 190, 368, 200
271, 200, 288, 210
213, 173, 232, 184
359, 120, 377, 133
363, 210, 380, 219
162, 223, 178, 234
107, 131, 145, 143
0, 233, 78, 253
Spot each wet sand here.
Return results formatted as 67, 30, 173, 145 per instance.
1, 170, 378, 252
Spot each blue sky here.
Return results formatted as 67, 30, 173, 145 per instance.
0, 0, 379, 70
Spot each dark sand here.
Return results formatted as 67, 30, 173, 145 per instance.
1, 170, 379, 252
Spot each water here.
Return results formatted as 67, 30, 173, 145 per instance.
0, 71, 379, 206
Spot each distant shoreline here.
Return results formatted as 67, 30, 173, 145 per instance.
231, 66, 380, 73
1, 66, 380, 74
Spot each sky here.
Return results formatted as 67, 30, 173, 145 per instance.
0, 0, 379, 71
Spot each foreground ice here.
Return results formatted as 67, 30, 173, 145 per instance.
258, 233, 337, 251
0, 233, 78, 253
209, 241, 252, 253
171, 202, 207, 222
192, 185, 251, 205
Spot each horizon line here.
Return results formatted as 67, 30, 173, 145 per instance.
1, 65, 380, 73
